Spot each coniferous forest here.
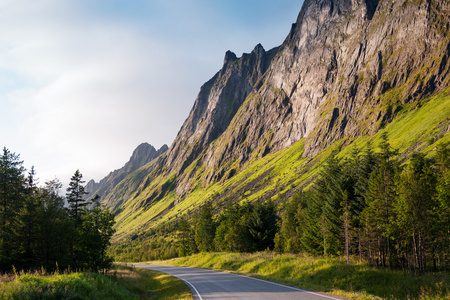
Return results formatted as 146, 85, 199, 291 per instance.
0, 147, 115, 273
2, 135, 449, 275
113, 135, 450, 275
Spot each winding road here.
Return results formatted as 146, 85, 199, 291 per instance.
131, 264, 343, 300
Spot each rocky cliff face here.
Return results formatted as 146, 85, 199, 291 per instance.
86, 143, 168, 202
163, 0, 450, 197
100, 0, 450, 215
166, 44, 279, 175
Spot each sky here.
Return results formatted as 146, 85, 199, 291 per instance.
0, 0, 304, 187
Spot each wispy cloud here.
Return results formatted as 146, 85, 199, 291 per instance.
0, 0, 303, 185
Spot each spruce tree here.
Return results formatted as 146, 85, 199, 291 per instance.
396, 153, 437, 272
363, 133, 398, 268
0, 148, 26, 271
66, 170, 88, 220
194, 202, 216, 252
247, 200, 278, 251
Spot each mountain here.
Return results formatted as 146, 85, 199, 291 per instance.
86, 143, 168, 210
101, 0, 450, 241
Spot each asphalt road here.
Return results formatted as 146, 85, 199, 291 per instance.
131, 264, 343, 300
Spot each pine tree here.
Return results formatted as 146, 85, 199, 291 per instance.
396, 153, 437, 273
301, 190, 325, 255
35, 179, 73, 271
194, 202, 216, 252
247, 200, 278, 251
66, 170, 88, 220
275, 191, 306, 253
434, 143, 450, 270
77, 207, 115, 272
177, 216, 196, 256
0, 148, 26, 271
363, 133, 398, 268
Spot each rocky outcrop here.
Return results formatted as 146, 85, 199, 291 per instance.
86, 143, 168, 201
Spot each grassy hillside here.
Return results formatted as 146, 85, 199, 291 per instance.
111, 89, 450, 243
150, 252, 450, 300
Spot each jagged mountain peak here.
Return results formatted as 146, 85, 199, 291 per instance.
224, 50, 237, 65
86, 142, 168, 202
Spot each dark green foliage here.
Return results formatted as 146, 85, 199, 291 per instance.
276, 136, 450, 272
0, 148, 27, 270
194, 202, 216, 252
76, 207, 116, 271
274, 191, 306, 253
213, 200, 278, 253
66, 169, 88, 220
395, 153, 438, 272
247, 200, 278, 251
214, 201, 250, 252
177, 216, 196, 257
0, 148, 115, 273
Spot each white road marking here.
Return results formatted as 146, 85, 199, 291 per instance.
178, 276, 204, 300
232, 273, 341, 300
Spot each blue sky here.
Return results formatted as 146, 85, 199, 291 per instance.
0, 0, 304, 186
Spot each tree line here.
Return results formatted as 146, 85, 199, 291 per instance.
0, 147, 115, 273
275, 134, 449, 273
169, 134, 449, 273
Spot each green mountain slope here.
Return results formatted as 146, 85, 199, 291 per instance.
99, 0, 450, 246
112, 89, 450, 242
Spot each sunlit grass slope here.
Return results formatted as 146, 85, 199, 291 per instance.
113, 91, 450, 241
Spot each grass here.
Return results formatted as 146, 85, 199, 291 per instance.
0, 266, 192, 299
148, 252, 450, 300
0, 270, 137, 299
109, 265, 192, 300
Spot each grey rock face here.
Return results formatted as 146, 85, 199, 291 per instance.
165, 0, 450, 196
166, 44, 279, 175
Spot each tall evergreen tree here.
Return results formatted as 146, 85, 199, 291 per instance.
434, 143, 450, 270
194, 202, 216, 252
177, 216, 196, 256
66, 170, 88, 220
395, 153, 437, 272
275, 191, 306, 253
0, 148, 26, 270
363, 133, 398, 268
247, 200, 278, 251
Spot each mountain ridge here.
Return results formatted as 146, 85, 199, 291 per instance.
97, 0, 449, 241
86, 143, 168, 209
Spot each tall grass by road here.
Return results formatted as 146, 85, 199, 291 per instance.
0, 266, 192, 299
0, 271, 136, 299
152, 252, 449, 300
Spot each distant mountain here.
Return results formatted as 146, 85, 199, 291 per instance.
98, 0, 450, 241
86, 143, 168, 209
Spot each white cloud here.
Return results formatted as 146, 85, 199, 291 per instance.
0, 0, 303, 186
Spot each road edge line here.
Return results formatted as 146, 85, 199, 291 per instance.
178, 277, 204, 300
232, 273, 341, 300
